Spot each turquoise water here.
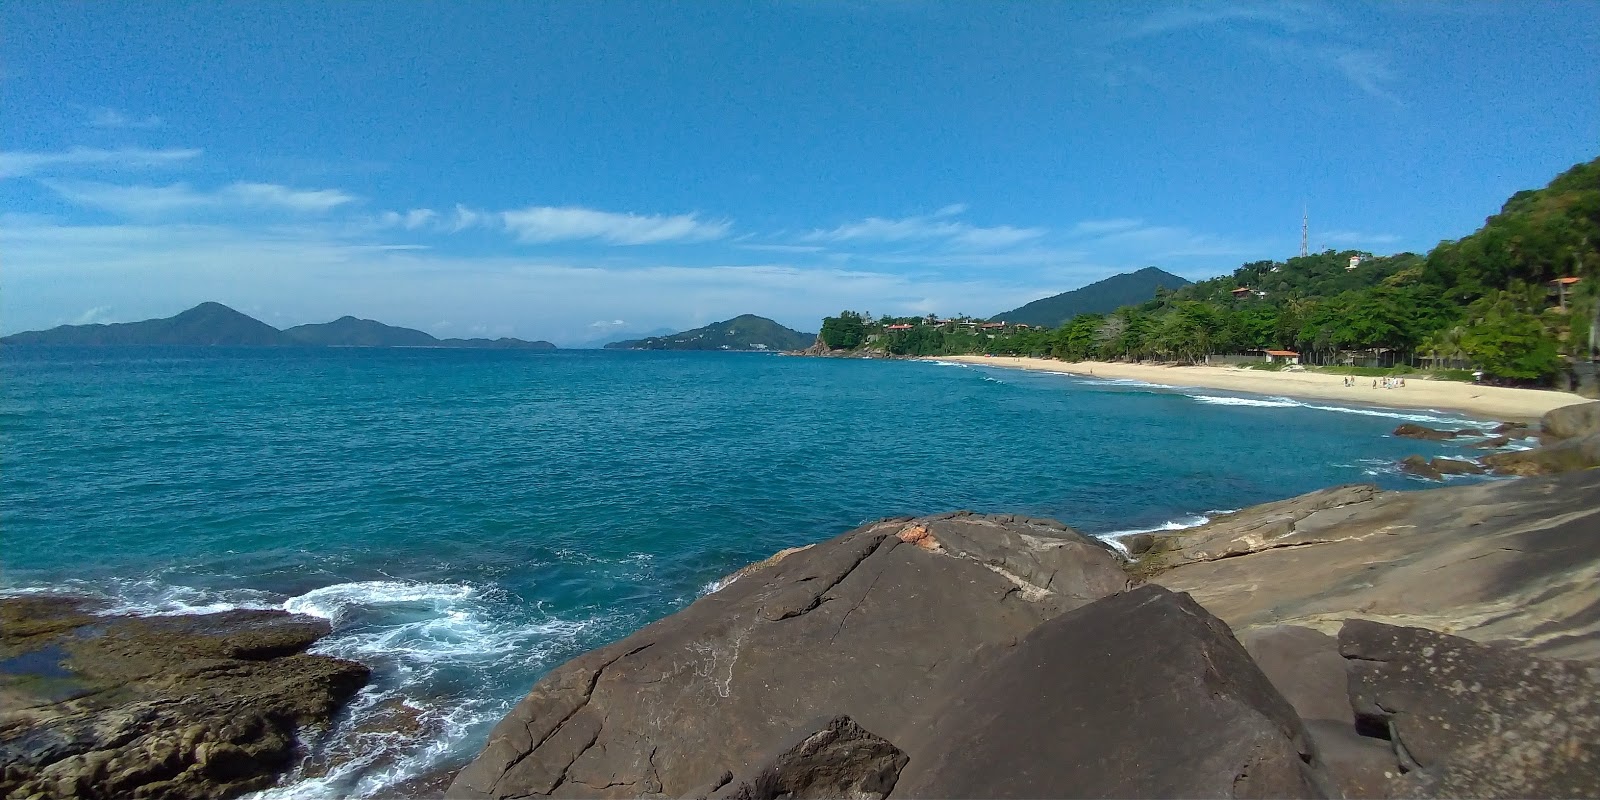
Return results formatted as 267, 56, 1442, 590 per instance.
1, 347, 1506, 795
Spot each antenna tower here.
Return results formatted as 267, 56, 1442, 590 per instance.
1300, 206, 1309, 258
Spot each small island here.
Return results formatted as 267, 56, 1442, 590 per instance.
604, 314, 813, 352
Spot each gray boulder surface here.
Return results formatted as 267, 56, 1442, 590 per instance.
892, 585, 1331, 799
1340, 618, 1600, 798
447, 512, 1130, 798
1541, 399, 1600, 439
0, 596, 369, 800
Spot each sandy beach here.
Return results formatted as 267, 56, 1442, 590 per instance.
932, 356, 1590, 422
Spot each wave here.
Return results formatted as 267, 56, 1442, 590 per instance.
1183, 393, 1489, 427
1093, 514, 1213, 557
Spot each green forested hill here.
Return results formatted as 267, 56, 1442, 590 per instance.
815, 156, 1600, 384
991, 267, 1191, 327
604, 314, 814, 351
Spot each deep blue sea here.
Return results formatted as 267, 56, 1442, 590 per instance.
0, 347, 1511, 796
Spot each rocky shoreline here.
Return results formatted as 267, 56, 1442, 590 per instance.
0, 597, 368, 799
7, 401, 1599, 798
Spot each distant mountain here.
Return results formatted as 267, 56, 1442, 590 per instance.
603, 315, 814, 351
0, 302, 292, 346
2, 304, 557, 350
992, 267, 1192, 327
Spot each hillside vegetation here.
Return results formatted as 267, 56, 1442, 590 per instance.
818, 156, 1599, 384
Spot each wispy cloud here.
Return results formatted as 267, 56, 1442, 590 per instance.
1121, 2, 1340, 39
89, 108, 163, 129
43, 180, 357, 216
500, 206, 730, 245
378, 204, 731, 245
71, 305, 115, 325
1322, 230, 1401, 247
0, 146, 201, 179
1245, 36, 1399, 103
1068, 217, 1259, 259
805, 210, 1045, 249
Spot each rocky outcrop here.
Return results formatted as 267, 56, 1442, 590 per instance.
1399, 455, 1486, 480
1541, 399, 1600, 440
448, 512, 1129, 799
0, 597, 368, 800
1341, 619, 1600, 798
1131, 483, 1380, 571
892, 585, 1331, 799
1391, 423, 1459, 440
1151, 469, 1600, 661
1481, 431, 1600, 475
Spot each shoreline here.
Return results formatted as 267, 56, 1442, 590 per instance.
929, 355, 1589, 422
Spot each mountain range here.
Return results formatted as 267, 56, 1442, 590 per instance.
604, 315, 814, 351
0, 303, 558, 349
992, 267, 1192, 327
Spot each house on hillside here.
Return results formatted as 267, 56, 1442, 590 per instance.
1549, 277, 1582, 311
884, 323, 914, 332
1230, 287, 1253, 299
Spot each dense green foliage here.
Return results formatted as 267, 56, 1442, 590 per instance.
2, 303, 558, 349
990, 266, 1191, 327
817, 156, 1600, 385
605, 314, 813, 351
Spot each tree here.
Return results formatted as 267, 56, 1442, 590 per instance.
1460, 293, 1561, 382
819, 311, 867, 350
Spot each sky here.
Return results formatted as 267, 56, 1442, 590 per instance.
4, 1, 1598, 346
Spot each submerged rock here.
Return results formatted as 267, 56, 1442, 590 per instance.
0, 597, 368, 800
1392, 423, 1458, 440
1399, 455, 1444, 480
447, 512, 1130, 798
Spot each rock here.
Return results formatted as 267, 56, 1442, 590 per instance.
1541, 400, 1600, 440
1138, 483, 1380, 568
448, 513, 1130, 799
1481, 431, 1600, 475
703, 715, 906, 800
1398, 455, 1443, 481
1453, 427, 1485, 437
892, 586, 1332, 799
1491, 421, 1528, 435
1153, 469, 1600, 662
1428, 457, 1484, 476
1472, 435, 1511, 449
1237, 626, 1396, 799
1118, 532, 1156, 556
0, 597, 368, 800
1340, 618, 1600, 798
1392, 423, 1457, 440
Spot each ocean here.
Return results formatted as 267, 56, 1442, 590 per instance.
0, 347, 1508, 796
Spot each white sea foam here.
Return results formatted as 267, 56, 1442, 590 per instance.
1, 578, 281, 617
1182, 392, 1490, 428
1094, 514, 1212, 557
282, 580, 477, 625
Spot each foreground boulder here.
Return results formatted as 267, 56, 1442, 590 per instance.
892, 585, 1332, 798
1541, 399, 1600, 440
449, 512, 1129, 798
1341, 619, 1600, 798
0, 596, 368, 800
700, 715, 906, 800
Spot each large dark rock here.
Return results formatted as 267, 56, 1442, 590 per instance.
0, 597, 368, 800
1136, 483, 1380, 570
1428, 457, 1484, 476
1481, 431, 1600, 475
701, 715, 906, 800
1340, 618, 1600, 798
1472, 435, 1512, 449
891, 585, 1332, 799
448, 513, 1130, 799
1392, 423, 1457, 440
1398, 455, 1444, 481
1541, 400, 1600, 440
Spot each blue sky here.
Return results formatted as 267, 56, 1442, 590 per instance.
4, 1, 1597, 345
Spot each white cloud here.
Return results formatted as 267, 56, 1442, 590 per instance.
805, 210, 1044, 249
72, 305, 115, 325
42, 180, 357, 216
379, 208, 440, 230
1121, 3, 1342, 39
1245, 36, 1399, 103
0, 146, 201, 179
499, 206, 731, 245
89, 108, 163, 129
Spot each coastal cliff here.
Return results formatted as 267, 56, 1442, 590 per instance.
450, 404, 1600, 799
